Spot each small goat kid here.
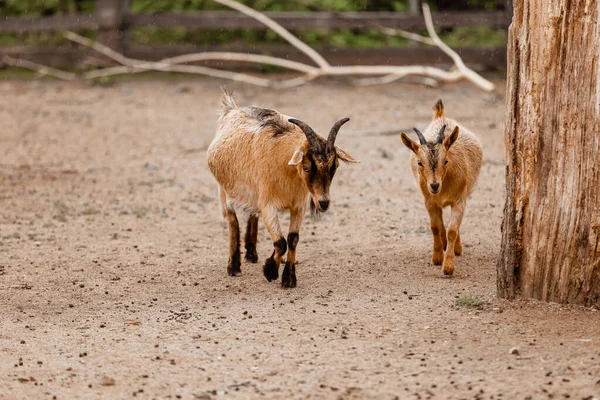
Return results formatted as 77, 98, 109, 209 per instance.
401, 100, 482, 276
207, 91, 357, 288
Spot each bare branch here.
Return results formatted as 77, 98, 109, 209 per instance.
212, 0, 330, 69
64, 31, 316, 86
327, 65, 463, 82
159, 53, 320, 74
64, 31, 133, 65
355, 74, 438, 87
66, 32, 320, 75
2, 56, 76, 81
377, 25, 435, 46
4, 1, 494, 93
421, 3, 495, 92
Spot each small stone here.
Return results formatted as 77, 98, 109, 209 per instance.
509, 347, 519, 355
100, 376, 116, 386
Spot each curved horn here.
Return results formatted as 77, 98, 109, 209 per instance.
437, 124, 447, 144
326, 117, 350, 153
289, 118, 322, 153
413, 127, 427, 145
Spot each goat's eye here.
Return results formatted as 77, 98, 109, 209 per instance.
303, 165, 310, 173
444, 160, 449, 165
417, 161, 423, 167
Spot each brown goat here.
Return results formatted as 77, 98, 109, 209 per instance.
207, 90, 357, 288
401, 100, 482, 276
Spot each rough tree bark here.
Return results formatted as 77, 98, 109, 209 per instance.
498, 0, 600, 305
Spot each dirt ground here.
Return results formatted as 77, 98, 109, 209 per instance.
0, 78, 599, 400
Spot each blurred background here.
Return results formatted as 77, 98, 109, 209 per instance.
0, 0, 511, 76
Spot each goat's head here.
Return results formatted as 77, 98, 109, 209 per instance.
287, 118, 357, 212
401, 124, 459, 195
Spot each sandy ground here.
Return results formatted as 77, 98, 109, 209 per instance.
0, 78, 599, 400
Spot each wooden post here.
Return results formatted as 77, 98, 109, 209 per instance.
409, 0, 419, 15
96, 0, 123, 52
498, 0, 600, 305
408, 0, 420, 48
120, 0, 130, 54
504, 0, 513, 18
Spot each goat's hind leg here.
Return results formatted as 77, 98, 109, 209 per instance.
226, 207, 242, 276
443, 198, 466, 276
244, 214, 259, 263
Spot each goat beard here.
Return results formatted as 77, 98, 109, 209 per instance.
309, 198, 321, 219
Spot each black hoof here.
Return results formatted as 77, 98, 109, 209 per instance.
281, 262, 296, 288
227, 260, 241, 276
263, 257, 279, 282
245, 245, 259, 263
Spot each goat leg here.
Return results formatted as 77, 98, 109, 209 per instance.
261, 206, 286, 282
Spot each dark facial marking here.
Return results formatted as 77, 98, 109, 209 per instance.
425, 143, 440, 171
329, 157, 338, 179
307, 154, 318, 184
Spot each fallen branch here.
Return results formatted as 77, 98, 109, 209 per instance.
355, 74, 438, 87
376, 25, 435, 46
213, 0, 330, 69
422, 3, 494, 92
4, 1, 495, 92
2, 56, 76, 81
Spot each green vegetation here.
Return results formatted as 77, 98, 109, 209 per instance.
82, 208, 100, 215
130, 25, 506, 49
0, 0, 506, 16
134, 206, 149, 218
455, 295, 485, 309
0, 1, 507, 53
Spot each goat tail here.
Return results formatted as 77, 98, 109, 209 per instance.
220, 88, 238, 114
433, 99, 444, 118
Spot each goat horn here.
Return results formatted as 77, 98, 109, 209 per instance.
326, 117, 350, 153
289, 118, 322, 153
413, 127, 427, 145
437, 124, 447, 144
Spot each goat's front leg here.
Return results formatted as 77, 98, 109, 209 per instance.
425, 201, 446, 265
261, 206, 286, 282
443, 198, 466, 276
282, 207, 304, 288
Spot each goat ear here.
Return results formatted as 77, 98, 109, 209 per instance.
401, 132, 420, 154
288, 149, 304, 166
336, 147, 359, 163
444, 126, 459, 150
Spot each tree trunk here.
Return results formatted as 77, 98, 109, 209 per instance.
498, 0, 600, 305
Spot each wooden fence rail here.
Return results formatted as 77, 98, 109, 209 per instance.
0, 0, 512, 70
